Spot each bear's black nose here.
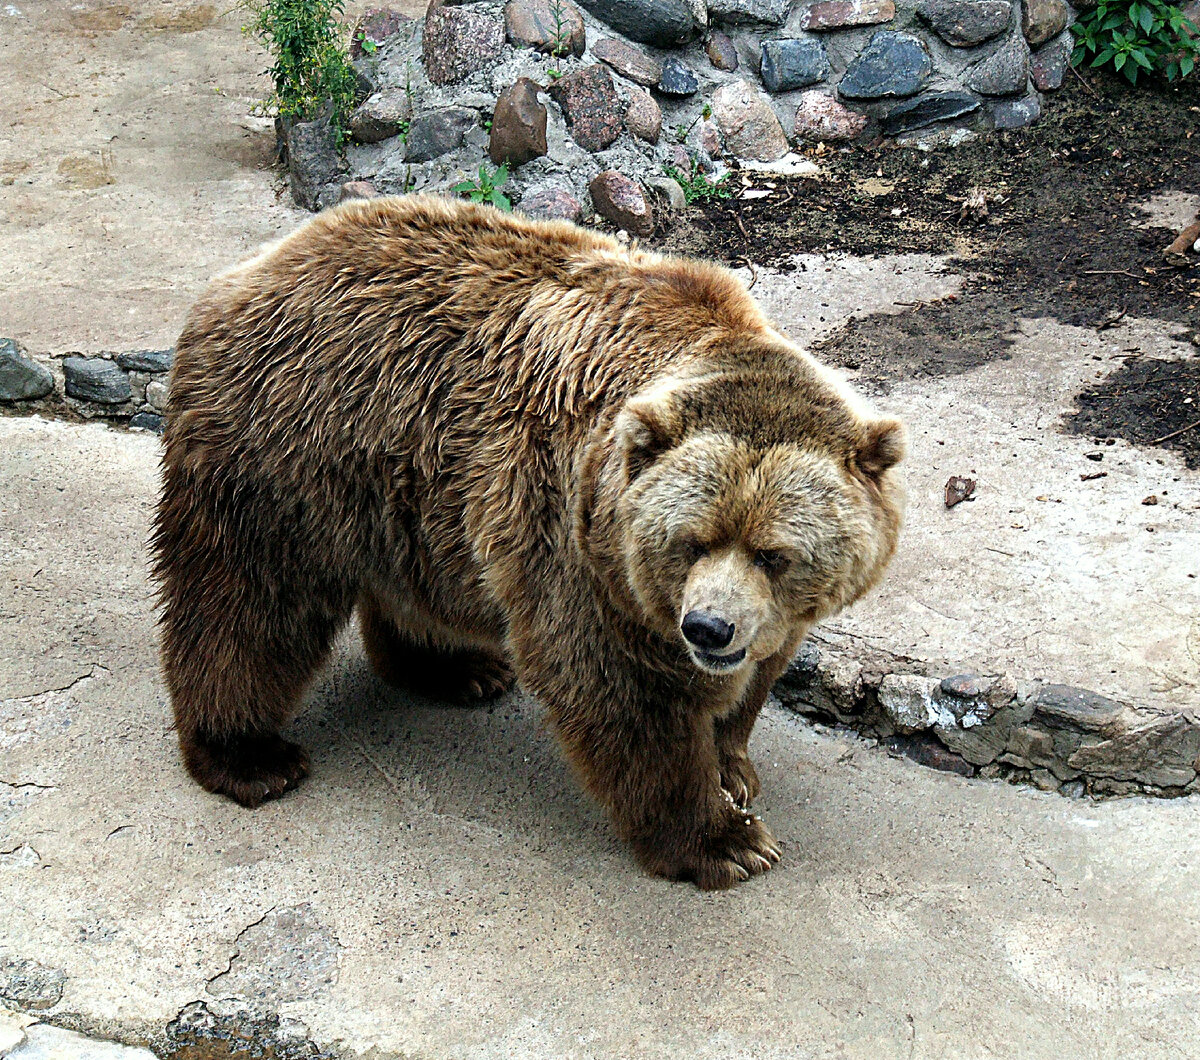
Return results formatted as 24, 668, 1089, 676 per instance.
681, 610, 735, 651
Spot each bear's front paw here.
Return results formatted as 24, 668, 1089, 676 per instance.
638, 808, 782, 890
719, 750, 761, 808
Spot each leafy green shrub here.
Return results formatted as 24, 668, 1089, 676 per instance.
664, 160, 732, 205
453, 164, 513, 211
1071, 0, 1199, 83
241, 0, 359, 140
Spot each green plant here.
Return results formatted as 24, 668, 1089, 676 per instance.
1071, 0, 1199, 83
453, 164, 512, 211
673, 103, 712, 144
354, 30, 378, 55
664, 159, 732, 205
547, 0, 573, 58
241, 0, 359, 140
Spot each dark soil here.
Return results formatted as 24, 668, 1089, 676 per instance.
654, 72, 1200, 466
1067, 355, 1200, 468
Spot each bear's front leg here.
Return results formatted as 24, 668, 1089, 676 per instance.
554, 696, 782, 889
713, 642, 801, 808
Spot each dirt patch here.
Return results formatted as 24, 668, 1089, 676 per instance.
656, 74, 1200, 332
810, 285, 1020, 387
140, 3, 220, 33
1066, 353, 1200, 468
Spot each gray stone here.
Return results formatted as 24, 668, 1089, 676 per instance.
575, 0, 698, 46
405, 107, 478, 161
489, 78, 548, 165
645, 174, 687, 215
710, 79, 789, 161
0, 955, 65, 1010
504, 0, 586, 56
839, 31, 931, 99
793, 91, 867, 141
589, 170, 654, 236
146, 379, 168, 412
1005, 724, 1056, 767
547, 65, 624, 151
423, 6, 505, 85
1034, 684, 1125, 734
706, 30, 740, 70
1022, 0, 1069, 45
878, 673, 942, 732
761, 38, 830, 92
881, 90, 979, 134
965, 37, 1030, 96
114, 348, 173, 373
129, 412, 164, 433
990, 93, 1041, 128
1067, 718, 1200, 789
284, 109, 347, 211
350, 88, 414, 144
63, 356, 131, 405
624, 86, 663, 143
799, 0, 896, 30
0, 338, 54, 401
518, 184, 584, 220
917, 0, 1011, 45
658, 57, 700, 96
351, 7, 413, 59
707, 0, 790, 25
780, 640, 821, 684
1031, 31, 1072, 90
592, 37, 662, 86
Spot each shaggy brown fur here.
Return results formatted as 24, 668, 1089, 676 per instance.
152, 194, 905, 889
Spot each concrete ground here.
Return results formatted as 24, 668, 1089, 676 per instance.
3, 415, 1200, 1060
2, 0, 1200, 1057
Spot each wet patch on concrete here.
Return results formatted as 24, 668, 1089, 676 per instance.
1066, 353, 1200, 469
165, 1002, 334, 1060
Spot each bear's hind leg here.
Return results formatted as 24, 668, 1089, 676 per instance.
358, 593, 514, 703
155, 478, 355, 807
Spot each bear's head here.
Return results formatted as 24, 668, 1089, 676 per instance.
581, 346, 905, 676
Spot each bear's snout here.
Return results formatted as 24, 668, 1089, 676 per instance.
681, 610, 735, 651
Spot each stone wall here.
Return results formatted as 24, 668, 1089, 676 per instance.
286, 0, 1079, 228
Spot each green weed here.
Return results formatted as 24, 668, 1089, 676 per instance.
1071, 0, 1199, 83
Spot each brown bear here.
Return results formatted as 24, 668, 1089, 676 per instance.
152, 194, 905, 890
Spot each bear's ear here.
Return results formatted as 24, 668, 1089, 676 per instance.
857, 417, 906, 477
615, 385, 684, 481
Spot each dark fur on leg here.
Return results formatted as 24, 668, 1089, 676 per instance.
359, 594, 514, 703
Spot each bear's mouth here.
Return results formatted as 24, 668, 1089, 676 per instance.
692, 647, 748, 672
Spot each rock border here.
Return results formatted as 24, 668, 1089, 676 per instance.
776, 640, 1200, 798
0, 339, 169, 433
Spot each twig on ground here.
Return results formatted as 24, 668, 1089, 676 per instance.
1149, 419, 1200, 445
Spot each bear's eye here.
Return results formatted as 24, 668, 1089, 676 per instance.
753, 549, 788, 574
681, 538, 707, 563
